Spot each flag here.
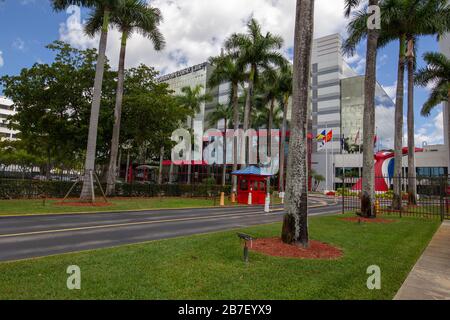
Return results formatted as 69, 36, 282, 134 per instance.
325, 130, 333, 143
316, 130, 326, 141
374, 135, 378, 147
354, 129, 360, 145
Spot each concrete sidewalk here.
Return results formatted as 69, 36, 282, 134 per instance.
395, 221, 450, 300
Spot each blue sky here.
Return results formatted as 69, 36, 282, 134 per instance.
0, 0, 446, 147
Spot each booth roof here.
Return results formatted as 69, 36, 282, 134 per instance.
231, 166, 273, 176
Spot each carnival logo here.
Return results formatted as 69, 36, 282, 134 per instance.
171, 120, 280, 175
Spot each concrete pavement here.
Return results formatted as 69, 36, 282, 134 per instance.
395, 221, 450, 300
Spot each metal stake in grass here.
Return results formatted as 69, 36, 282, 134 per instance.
237, 233, 254, 263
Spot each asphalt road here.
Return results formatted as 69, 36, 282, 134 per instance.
0, 197, 340, 262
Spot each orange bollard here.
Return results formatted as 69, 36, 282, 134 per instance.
220, 192, 225, 206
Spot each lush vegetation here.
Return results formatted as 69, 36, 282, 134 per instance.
0, 214, 440, 299
0, 43, 191, 182
0, 179, 231, 200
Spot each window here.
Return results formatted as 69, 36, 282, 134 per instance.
240, 179, 248, 191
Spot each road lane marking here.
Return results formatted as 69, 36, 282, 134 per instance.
0, 209, 284, 239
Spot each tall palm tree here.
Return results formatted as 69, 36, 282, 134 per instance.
281, 0, 314, 247
404, 0, 450, 204
208, 53, 245, 195
225, 18, 286, 166
255, 66, 289, 155
207, 104, 232, 186
415, 52, 450, 169
52, 0, 119, 202
93, 0, 165, 196
177, 85, 212, 184
253, 106, 283, 129
345, 0, 450, 210
343, 0, 380, 218
276, 66, 293, 194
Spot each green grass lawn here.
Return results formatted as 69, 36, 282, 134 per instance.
0, 197, 234, 216
0, 214, 440, 299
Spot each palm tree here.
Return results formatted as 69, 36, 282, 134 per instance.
258, 65, 293, 193
207, 104, 232, 186
52, 0, 119, 202
176, 85, 212, 184
253, 105, 283, 129
92, 0, 165, 196
344, 0, 450, 212
343, 0, 380, 217
415, 52, 450, 169
255, 67, 289, 155
281, 0, 314, 247
225, 18, 286, 166
278, 66, 293, 194
208, 53, 245, 195
404, 1, 450, 205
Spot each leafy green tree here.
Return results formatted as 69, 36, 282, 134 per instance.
225, 18, 285, 166
176, 85, 212, 184
120, 65, 191, 184
52, 0, 120, 201
0, 140, 45, 179
84, 0, 165, 195
0, 41, 116, 178
415, 52, 450, 170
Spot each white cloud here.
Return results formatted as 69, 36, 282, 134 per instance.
375, 105, 396, 149
376, 104, 444, 150
344, 52, 366, 74
0, 51, 4, 68
411, 111, 444, 147
58, 0, 349, 74
12, 38, 26, 51
382, 82, 397, 102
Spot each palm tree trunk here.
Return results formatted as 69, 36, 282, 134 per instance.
406, 38, 417, 205
242, 67, 255, 166
187, 117, 193, 185
232, 82, 239, 195
268, 98, 274, 156
80, 9, 110, 202
279, 94, 289, 193
392, 36, 406, 211
360, 0, 379, 218
158, 146, 164, 185
222, 119, 227, 187
106, 32, 127, 196
281, 0, 314, 247
447, 88, 450, 173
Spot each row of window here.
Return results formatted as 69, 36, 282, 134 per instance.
335, 167, 447, 177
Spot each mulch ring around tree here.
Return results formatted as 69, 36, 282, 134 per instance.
250, 237, 343, 260
339, 217, 396, 224
53, 201, 114, 207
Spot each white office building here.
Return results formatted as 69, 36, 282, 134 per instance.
0, 96, 18, 140
157, 62, 222, 127
158, 34, 445, 190
439, 7, 450, 166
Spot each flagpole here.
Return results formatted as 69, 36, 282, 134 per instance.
358, 127, 361, 178
325, 123, 328, 191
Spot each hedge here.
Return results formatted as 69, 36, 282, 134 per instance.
0, 179, 231, 200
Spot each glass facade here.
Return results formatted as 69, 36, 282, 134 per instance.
340, 76, 395, 150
